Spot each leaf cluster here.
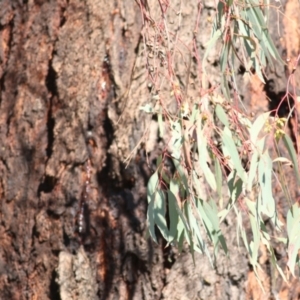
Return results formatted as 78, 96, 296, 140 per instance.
137, 0, 300, 279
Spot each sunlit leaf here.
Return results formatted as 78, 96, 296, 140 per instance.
203, 29, 222, 69
215, 104, 230, 127
168, 191, 179, 242
147, 172, 159, 243
177, 219, 185, 253
184, 202, 195, 262
214, 156, 223, 199
227, 171, 243, 205
247, 150, 258, 192
220, 42, 230, 73
197, 123, 217, 191
173, 158, 190, 193
246, 199, 260, 267
250, 112, 270, 144
258, 152, 276, 219
283, 134, 300, 185
154, 190, 169, 241
287, 203, 300, 276
222, 127, 247, 182
273, 157, 292, 166
169, 181, 190, 233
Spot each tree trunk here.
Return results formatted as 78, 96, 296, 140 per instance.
0, 0, 300, 300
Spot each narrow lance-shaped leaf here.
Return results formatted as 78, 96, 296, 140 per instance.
184, 202, 195, 263
172, 153, 189, 189
221, 74, 231, 99
169, 179, 190, 233
177, 219, 185, 253
197, 122, 217, 191
246, 5, 273, 65
227, 171, 243, 206
246, 199, 260, 268
250, 112, 270, 144
168, 180, 180, 242
195, 198, 216, 246
207, 199, 228, 254
247, 150, 258, 192
154, 190, 169, 241
287, 203, 300, 276
214, 156, 223, 199
147, 172, 159, 243
258, 152, 276, 219
219, 171, 243, 222
262, 235, 287, 281
185, 200, 206, 255
203, 29, 222, 74
248, 0, 284, 63
215, 104, 230, 127
220, 42, 230, 74
222, 127, 247, 182
283, 133, 300, 185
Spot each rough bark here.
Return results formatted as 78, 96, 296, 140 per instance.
0, 0, 300, 300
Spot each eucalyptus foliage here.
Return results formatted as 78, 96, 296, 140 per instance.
138, 0, 300, 279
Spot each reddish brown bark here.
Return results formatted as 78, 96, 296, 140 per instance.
0, 1, 156, 299
1, 0, 300, 300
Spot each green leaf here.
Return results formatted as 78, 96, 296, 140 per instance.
190, 103, 200, 124
220, 42, 230, 73
169, 180, 191, 236
287, 203, 300, 276
246, 199, 260, 267
227, 171, 243, 205
167, 195, 178, 242
184, 202, 195, 262
246, 7, 271, 62
237, 19, 256, 52
147, 172, 159, 243
192, 170, 205, 199
283, 134, 300, 185
247, 150, 258, 192
154, 190, 169, 241
185, 201, 205, 254
197, 128, 217, 191
172, 158, 189, 193
221, 74, 230, 99
147, 171, 159, 196
222, 127, 247, 182
236, 206, 244, 248
189, 201, 213, 264
256, 136, 266, 153
177, 219, 185, 253
147, 198, 157, 243
258, 152, 276, 219
227, 0, 233, 7
273, 157, 292, 165
203, 29, 222, 69
250, 112, 270, 144
239, 207, 250, 253
215, 104, 230, 127
214, 156, 223, 199
248, 0, 283, 64
207, 199, 228, 254
156, 155, 163, 169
